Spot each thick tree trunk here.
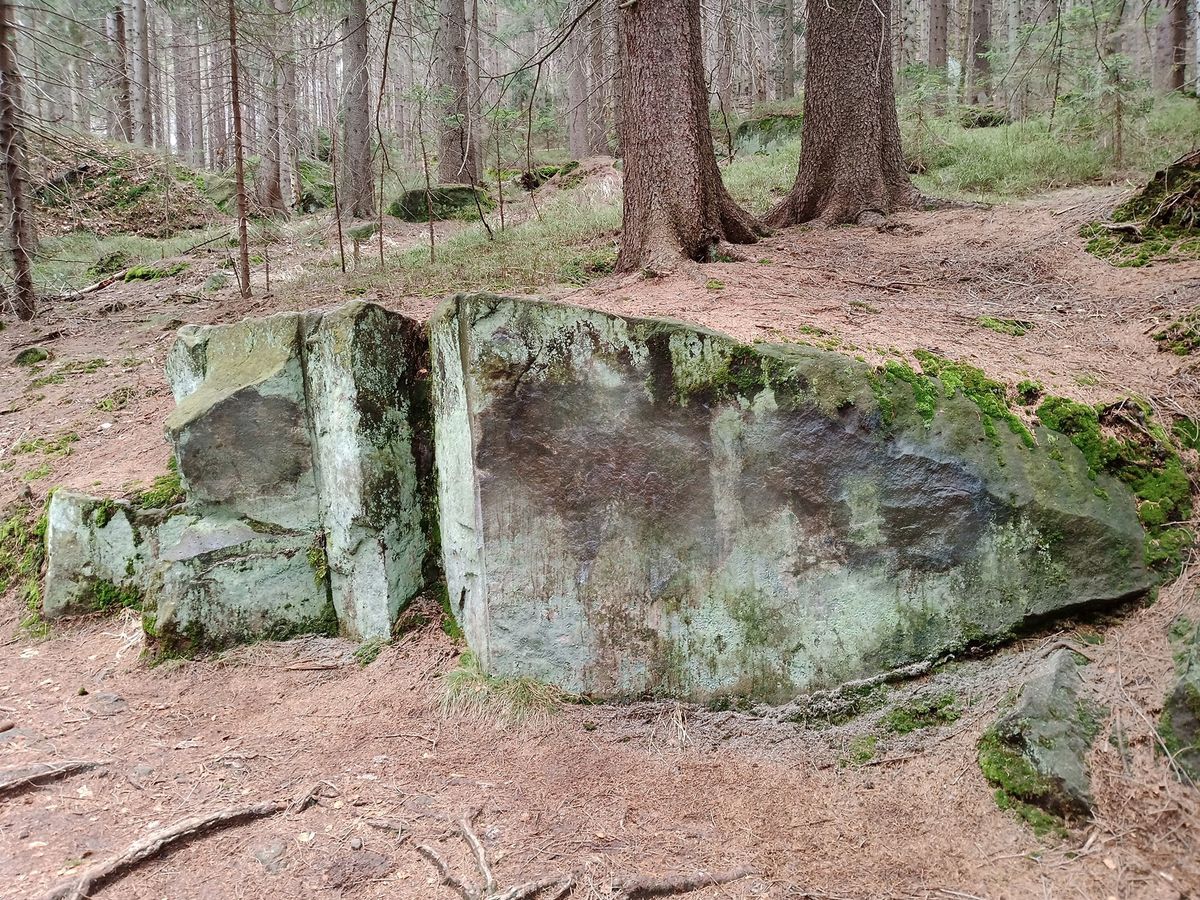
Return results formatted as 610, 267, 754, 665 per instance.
780, 0, 795, 99
615, 0, 761, 272
227, 0, 251, 298
0, 0, 34, 320
339, 0, 375, 217
968, 0, 991, 104
435, 0, 479, 183
129, 0, 152, 144
107, 7, 133, 140
766, 0, 918, 226
928, 0, 948, 73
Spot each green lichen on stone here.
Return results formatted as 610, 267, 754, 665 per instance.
914, 350, 1036, 448
133, 457, 184, 509
884, 691, 961, 733
978, 727, 1068, 837
92, 498, 117, 529
1035, 395, 1193, 575
388, 185, 493, 222
90, 578, 142, 612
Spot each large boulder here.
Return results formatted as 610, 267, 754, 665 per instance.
430, 295, 1152, 702
978, 649, 1102, 830
734, 112, 803, 154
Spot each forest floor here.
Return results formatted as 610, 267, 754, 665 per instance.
1, 183, 1199, 898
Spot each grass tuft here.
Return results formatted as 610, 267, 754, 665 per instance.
442, 650, 570, 728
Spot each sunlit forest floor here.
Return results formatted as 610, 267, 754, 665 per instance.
2, 113, 1199, 897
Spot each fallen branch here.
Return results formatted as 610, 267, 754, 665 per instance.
613, 865, 758, 899
0, 760, 102, 797
416, 842, 477, 900
492, 875, 571, 900
43, 800, 285, 900
460, 809, 497, 896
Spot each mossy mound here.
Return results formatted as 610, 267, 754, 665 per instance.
32, 132, 221, 238
960, 106, 1011, 129
1035, 396, 1194, 576
388, 185, 493, 222
1082, 148, 1200, 267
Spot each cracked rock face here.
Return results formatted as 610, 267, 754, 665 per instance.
46, 301, 435, 650
431, 295, 1151, 702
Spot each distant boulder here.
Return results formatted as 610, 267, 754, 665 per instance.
387, 185, 492, 222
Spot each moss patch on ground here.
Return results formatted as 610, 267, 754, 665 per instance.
1153, 308, 1199, 356
884, 691, 961, 733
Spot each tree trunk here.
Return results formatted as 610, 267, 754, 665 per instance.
780, 0, 795, 99
716, 0, 734, 114
1167, 0, 1187, 91
171, 16, 192, 159
106, 7, 133, 140
259, 60, 286, 213
567, 13, 590, 158
968, 0, 991, 104
766, 0, 918, 226
586, 2, 608, 153
0, 0, 35, 320
189, 17, 204, 166
227, 0, 251, 298
339, 0, 375, 217
274, 0, 298, 205
435, 0, 479, 182
615, 0, 761, 272
928, 0, 948, 74
129, 0, 151, 144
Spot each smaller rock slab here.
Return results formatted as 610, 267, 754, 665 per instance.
979, 649, 1103, 826
1160, 615, 1200, 783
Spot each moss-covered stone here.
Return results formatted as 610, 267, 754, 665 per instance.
387, 185, 493, 222
1159, 616, 1200, 782
733, 112, 803, 154
978, 650, 1102, 831
431, 294, 1151, 703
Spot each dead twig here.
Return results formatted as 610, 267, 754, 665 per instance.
460, 808, 497, 896
287, 779, 338, 813
43, 800, 285, 900
0, 760, 102, 797
613, 865, 758, 898
416, 842, 477, 900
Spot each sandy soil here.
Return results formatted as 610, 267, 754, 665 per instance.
1, 188, 1198, 899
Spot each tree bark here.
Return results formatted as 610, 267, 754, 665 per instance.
274, 0, 298, 205
0, 0, 36, 320
339, 0, 375, 217
567, 12, 590, 158
780, 0, 795, 99
210, 30, 227, 167
227, 0, 251, 297
716, 0, 734, 114
766, 0, 918, 226
435, 0, 479, 182
171, 16, 192, 159
106, 7, 134, 140
129, 0, 151, 144
968, 0, 991, 104
928, 0, 948, 73
615, 0, 762, 272
1167, 0, 1187, 91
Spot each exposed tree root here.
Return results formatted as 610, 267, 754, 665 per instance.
0, 760, 103, 797
612, 865, 758, 898
42, 800, 285, 900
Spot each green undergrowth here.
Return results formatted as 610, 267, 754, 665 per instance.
353, 636, 388, 667
0, 501, 50, 638
1153, 308, 1200, 356
1081, 223, 1200, 267
442, 650, 571, 727
91, 578, 142, 612
721, 138, 802, 214
327, 191, 620, 298
33, 226, 223, 293
1035, 396, 1194, 574
977, 729, 1069, 839
905, 97, 1200, 200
